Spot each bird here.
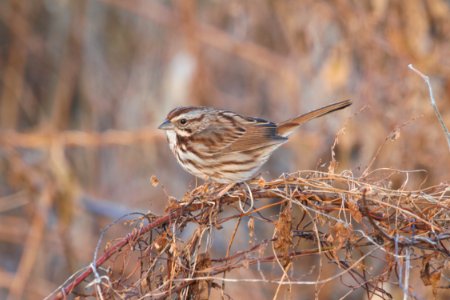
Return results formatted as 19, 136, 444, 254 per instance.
158, 99, 352, 183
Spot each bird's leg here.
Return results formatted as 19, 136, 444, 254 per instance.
217, 182, 237, 198
200, 177, 214, 194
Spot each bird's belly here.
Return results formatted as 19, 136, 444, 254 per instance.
166, 131, 283, 183
177, 150, 270, 183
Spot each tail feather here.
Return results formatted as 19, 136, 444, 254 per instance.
276, 99, 352, 137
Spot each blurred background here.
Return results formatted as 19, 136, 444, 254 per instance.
0, 0, 449, 299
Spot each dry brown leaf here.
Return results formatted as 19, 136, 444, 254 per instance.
248, 217, 255, 242
165, 196, 179, 211
150, 175, 159, 187
190, 253, 213, 300
420, 254, 441, 296
430, 272, 441, 297
326, 233, 334, 243
257, 176, 266, 187
153, 231, 169, 252
274, 206, 292, 267
388, 128, 401, 141
347, 200, 362, 223
331, 222, 352, 250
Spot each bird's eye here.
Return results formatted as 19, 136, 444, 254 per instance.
179, 118, 187, 125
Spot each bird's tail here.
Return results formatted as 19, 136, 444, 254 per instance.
276, 99, 352, 137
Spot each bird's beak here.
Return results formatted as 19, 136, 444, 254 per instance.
158, 119, 174, 130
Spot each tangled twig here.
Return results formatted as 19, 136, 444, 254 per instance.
47, 170, 449, 299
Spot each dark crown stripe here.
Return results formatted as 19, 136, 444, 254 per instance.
167, 107, 199, 120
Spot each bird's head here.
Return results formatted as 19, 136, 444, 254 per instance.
158, 106, 213, 137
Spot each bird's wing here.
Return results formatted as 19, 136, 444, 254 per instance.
222, 117, 287, 154
191, 115, 286, 155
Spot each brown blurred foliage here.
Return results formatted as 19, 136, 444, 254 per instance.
0, 0, 449, 299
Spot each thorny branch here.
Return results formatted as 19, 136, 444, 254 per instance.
47, 170, 450, 299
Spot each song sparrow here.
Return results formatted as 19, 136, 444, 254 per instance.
158, 100, 351, 183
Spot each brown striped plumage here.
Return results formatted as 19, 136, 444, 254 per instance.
158, 99, 352, 183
